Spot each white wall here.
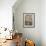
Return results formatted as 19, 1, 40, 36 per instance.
13, 0, 41, 46
0, 0, 16, 30
40, 0, 46, 46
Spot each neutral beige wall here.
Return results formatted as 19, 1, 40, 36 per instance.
13, 0, 41, 46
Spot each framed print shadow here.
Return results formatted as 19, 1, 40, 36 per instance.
23, 13, 35, 28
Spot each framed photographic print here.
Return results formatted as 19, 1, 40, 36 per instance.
23, 13, 35, 28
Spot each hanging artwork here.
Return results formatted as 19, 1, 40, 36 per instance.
23, 13, 35, 28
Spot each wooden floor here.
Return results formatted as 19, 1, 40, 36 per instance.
0, 39, 16, 46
